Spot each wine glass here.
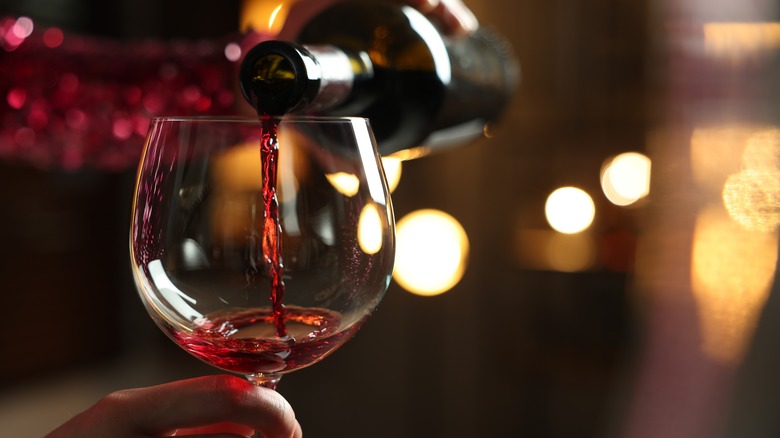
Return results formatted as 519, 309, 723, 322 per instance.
129, 116, 394, 398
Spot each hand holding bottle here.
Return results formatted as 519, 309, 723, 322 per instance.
240, 0, 518, 155
396, 0, 479, 35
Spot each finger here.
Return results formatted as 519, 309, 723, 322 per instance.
172, 421, 255, 437
401, 0, 440, 14
433, 0, 479, 35
100, 375, 300, 438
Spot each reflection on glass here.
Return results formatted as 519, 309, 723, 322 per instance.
358, 203, 383, 255
381, 156, 403, 193
326, 157, 402, 197
691, 205, 779, 364
545, 187, 595, 234
326, 172, 360, 196
601, 152, 651, 206
393, 209, 469, 296
213, 142, 264, 191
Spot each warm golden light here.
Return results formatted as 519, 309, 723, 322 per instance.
325, 172, 360, 197
545, 187, 595, 234
381, 156, 403, 193
326, 157, 401, 197
240, 0, 291, 35
208, 143, 262, 243
387, 146, 431, 161
212, 142, 263, 192
357, 203, 383, 255
513, 229, 596, 272
723, 169, 780, 232
690, 124, 753, 191
743, 127, 780, 171
719, 127, 780, 232
393, 209, 469, 296
547, 232, 597, 272
691, 205, 778, 364
209, 139, 300, 241
601, 152, 651, 206
268, 3, 284, 30
703, 22, 780, 62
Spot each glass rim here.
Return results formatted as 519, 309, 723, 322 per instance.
149, 115, 370, 124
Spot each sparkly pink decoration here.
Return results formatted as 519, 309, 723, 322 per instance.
0, 16, 262, 171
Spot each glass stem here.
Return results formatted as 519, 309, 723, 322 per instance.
246, 374, 282, 438
246, 372, 282, 391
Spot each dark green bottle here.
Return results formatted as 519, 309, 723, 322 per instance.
240, 0, 519, 156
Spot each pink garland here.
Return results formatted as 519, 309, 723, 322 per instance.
0, 16, 264, 171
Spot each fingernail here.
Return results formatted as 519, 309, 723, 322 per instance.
448, 0, 479, 33
419, 0, 441, 13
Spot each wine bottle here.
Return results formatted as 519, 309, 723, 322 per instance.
239, 0, 519, 156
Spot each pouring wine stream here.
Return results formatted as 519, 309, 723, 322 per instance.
253, 115, 286, 391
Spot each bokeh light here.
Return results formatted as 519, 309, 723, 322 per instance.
742, 128, 780, 170
691, 205, 778, 364
690, 124, 753, 191
513, 229, 597, 272
703, 22, 780, 63
546, 232, 597, 272
721, 126, 780, 232
723, 170, 780, 232
545, 187, 596, 234
393, 209, 469, 296
42, 27, 63, 48
224, 42, 242, 62
12, 17, 33, 39
601, 152, 651, 206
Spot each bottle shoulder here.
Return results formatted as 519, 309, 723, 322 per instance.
297, 1, 442, 73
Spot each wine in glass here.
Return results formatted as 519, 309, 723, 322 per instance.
129, 116, 394, 399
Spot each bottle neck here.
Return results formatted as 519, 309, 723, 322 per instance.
305, 45, 367, 111
239, 41, 372, 115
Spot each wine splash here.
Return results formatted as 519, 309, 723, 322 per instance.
258, 115, 287, 338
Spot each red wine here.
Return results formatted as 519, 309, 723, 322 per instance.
258, 116, 286, 338
169, 306, 362, 375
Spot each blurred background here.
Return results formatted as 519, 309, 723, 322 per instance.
1, 0, 779, 437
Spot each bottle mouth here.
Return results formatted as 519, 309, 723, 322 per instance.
239, 41, 319, 115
